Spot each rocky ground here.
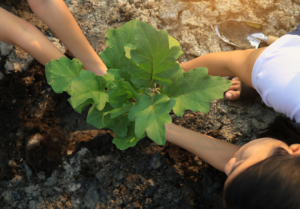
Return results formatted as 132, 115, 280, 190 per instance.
0, 0, 299, 208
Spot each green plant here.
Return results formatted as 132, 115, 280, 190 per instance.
45, 19, 231, 150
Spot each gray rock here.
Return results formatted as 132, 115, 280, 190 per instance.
144, 179, 157, 197
116, 173, 124, 181
53, 186, 63, 193
23, 162, 32, 177
84, 185, 100, 208
165, 165, 184, 182
71, 196, 81, 209
25, 185, 39, 197
66, 182, 81, 192
0, 72, 5, 80
29, 200, 36, 209
0, 41, 13, 56
4, 47, 33, 74
115, 197, 123, 206
11, 175, 23, 186
45, 175, 58, 187
95, 168, 112, 187
77, 147, 90, 159
2, 190, 21, 202
36, 172, 45, 181
149, 152, 162, 169
96, 155, 113, 164
126, 174, 141, 191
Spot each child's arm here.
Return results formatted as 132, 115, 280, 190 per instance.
0, 7, 66, 64
165, 123, 240, 172
180, 47, 266, 88
27, 0, 107, 76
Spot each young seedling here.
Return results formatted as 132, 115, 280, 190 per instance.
45, 19, 231, 150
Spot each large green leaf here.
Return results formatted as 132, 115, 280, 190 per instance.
86, 104, 114, 129
109, 114, 132, 138
108, 103, 133, 137
112, 123, 145, 150
128, 21, 181, 88
125, 36, 181, 59
110, 103, 133, 118
105, 68, 137, 90
45, 57, 83, 93
169, 36, 183, 60
106, 68, 130, 83
164, 67, 232, 116
109, 79, 141, 108
68, 70, 108, 111
128, 94, 176, 145
99, 20, 138, 69
71, 98, 94, 113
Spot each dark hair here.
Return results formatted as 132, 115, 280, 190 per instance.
258, 116, 300, 146
223, 116, 300, 209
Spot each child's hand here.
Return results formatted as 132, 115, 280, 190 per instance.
83, 60, 108, 76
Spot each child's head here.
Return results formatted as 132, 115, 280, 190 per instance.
224, 154, 300, 209
223, 116, 300, 209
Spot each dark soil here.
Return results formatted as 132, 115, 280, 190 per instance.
0, 58, 228, 208
0, 61, 81, 179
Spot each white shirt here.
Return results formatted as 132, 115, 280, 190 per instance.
252, 34, 300, 123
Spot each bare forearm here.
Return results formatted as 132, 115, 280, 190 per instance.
0, 7, 65, 65
180, 51, 234, 76
165, 123, 240, 172
28, 0, 107, 75
179, 49, 264, 87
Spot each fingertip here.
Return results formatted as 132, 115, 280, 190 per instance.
226, 92, 232, 99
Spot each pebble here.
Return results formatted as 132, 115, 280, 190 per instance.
23, 162, 32, 177
45, 175, 58, 187
149, 152, 162, 169
95, 168, 111, 187
53, 186, 63, 193
11, 175, 23, 186
2, 190, 21, 202
67, 182, 81, 192
37, 172, 45, 181
84, 185, 100, 208
29, 200, 36, 209
96, 155, 112, 164
0, 71, 5, 80
25, 185, 39, 196
77, 147, 90, 159
0, 42, 13, 56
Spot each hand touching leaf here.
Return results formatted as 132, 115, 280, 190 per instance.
164, 67, 231, 116
45, 19, 232, 150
